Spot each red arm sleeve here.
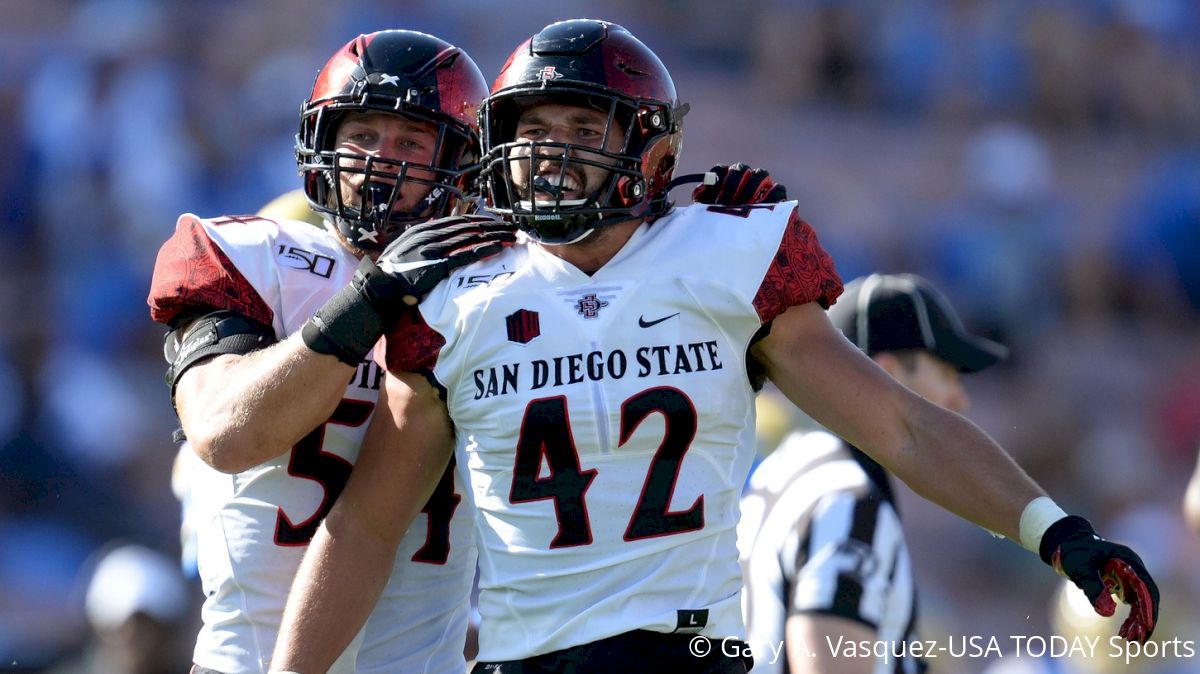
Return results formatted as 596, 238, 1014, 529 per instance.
752, 208, 843, 323
147, 214, 274, 328
383, 310, 446, 375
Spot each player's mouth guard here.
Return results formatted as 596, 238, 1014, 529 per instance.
520, 176, 589, 208
532, 176, 565, 198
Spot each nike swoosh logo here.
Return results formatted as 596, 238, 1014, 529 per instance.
638, 312, 679, 328
378, 258, 441, 274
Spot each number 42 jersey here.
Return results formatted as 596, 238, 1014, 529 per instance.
383, 202, 843, 662
149, 214, 475, 674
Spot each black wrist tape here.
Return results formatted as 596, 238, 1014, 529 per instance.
301, 281, 385, 366
1038, 515, 1096, 565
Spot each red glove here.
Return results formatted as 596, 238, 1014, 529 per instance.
692, 163, 787, 206
1040, 516, 1159, 642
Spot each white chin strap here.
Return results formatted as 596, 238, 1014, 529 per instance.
518, 198, 589, 208
554, 227, 597, 245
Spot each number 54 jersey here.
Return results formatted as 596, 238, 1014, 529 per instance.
384, 202, 843, 662
150, 214, 475, 674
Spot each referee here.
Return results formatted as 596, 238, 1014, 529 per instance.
738, 273, 1007, 674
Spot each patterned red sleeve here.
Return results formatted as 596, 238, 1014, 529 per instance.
147, 214, 274, 327
752, 208, 844, 323
384, 310, 446, 374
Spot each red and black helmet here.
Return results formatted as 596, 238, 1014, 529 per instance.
296, 30, 488, 249
479, 19, 686, 244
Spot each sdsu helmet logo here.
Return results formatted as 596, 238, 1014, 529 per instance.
536, 66, 563, 82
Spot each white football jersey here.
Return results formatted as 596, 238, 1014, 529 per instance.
150, 214, 475, 674
383, 202, 842, 661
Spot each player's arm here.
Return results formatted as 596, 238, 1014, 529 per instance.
168, 214, 513, 473
754, 302, 1158, 641
271, 369, 454, 674
786, 614, 875, 674
173, 327, 357, 473
755, 302, 1038, 538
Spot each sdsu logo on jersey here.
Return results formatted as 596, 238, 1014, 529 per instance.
574, 293, 608, 318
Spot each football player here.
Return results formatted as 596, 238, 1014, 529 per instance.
272, 19, 1158, 674
147, 30, 508, 674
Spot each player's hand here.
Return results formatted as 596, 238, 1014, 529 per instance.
1040, 516, 1159, 642
372, 214, 515, 306
692, 163, 787, 206
303, 215, 515, 365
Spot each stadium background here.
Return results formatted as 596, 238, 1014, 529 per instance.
0, 0, 1197, 671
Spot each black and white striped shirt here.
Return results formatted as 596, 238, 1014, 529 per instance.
739, 430, 924, 674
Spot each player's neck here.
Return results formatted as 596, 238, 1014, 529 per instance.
541, 219, 643, 275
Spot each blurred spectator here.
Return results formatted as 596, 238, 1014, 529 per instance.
1113, 151, 1200, 321
1185, 449, 1200, 534
47, 543, 192, 674
915, 122, 1072, 353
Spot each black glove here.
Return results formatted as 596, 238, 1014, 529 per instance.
1040, 515, 1159, 642
692, 163, 787, 206
302, 215, 515, 364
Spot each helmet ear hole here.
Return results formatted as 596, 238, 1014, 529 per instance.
616, 177, 645, 205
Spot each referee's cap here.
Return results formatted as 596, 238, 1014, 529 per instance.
828, 273, 1008, 373
84, 544, 188, 631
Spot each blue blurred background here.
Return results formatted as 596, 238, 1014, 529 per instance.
1, 1, 1197, 672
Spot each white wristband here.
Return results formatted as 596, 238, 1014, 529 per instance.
1018, 496, 1068, 553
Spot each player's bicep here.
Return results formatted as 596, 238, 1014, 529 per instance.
753, 302, 920, 462
168, 310, 277, 395
173, 352, 247, 420
332, 369, 454, 546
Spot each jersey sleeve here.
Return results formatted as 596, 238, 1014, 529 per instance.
752, 208, 843, 324
382, 310, 446, 375
148, 214, 274, 328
